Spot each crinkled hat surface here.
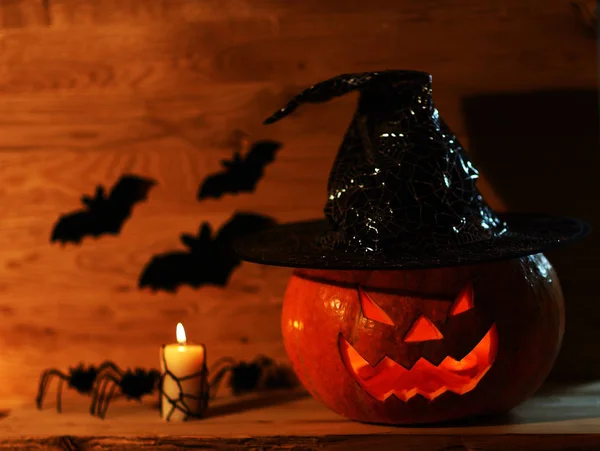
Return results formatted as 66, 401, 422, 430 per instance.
234, 70, 590, 270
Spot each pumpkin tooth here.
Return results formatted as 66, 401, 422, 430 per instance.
340, 325, 498, 402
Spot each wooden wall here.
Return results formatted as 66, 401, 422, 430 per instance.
0, 0, 596, 408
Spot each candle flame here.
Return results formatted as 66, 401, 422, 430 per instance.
176, 322, 187, 344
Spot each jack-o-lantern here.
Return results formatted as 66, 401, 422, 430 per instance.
280, 255, 564, 424
235, 71, 589, 424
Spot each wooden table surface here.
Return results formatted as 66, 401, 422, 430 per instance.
2, 382, 600, 450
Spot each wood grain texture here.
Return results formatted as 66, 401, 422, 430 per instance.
4, 435, 600, 451
0, 0, 596, 410
3, 383, 600, 448
0, 0, 48, 29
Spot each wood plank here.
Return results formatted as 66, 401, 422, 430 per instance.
0, 8, 591, 94
3, 435, 600, 451
3, 383, 600, 448
0, 135, 333, 216
0, 86, 308, 151
47, 0, 280, 27
0, 110, 506, 230
0, 0, 48, 29
42, 0, 596, 30
0, 88, 500, 213
0, 88, 443, 154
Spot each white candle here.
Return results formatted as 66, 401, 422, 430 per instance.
160, 322, 207, 422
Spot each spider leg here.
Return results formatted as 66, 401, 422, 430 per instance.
208, 356, 237, 374
56, 377, 65, 413
36, 369, 69, 411
97, 374, 120, 420
90, 374, 114, 416
89, 379, 100, 416
96, 361, 124, 377
36, 369, 53, 409
89, 362, 124, 415
208, 365, 234, 400
92, 362, 124, 404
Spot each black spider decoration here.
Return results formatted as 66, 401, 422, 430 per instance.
90, 364, 161, 419
36, 355, 296, 418
36, 361, 122, 413
208, 355, 299, 398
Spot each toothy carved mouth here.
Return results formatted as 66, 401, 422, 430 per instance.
339, 325, 498, 402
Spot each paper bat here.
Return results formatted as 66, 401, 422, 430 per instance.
138, 212, 276, 293
197, 140, 282, 200
50, 174, 157, 245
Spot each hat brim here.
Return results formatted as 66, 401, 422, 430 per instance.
234, 214, 590, 270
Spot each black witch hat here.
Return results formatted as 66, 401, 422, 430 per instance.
235, 70, 590, 269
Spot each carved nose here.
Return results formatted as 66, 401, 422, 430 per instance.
403, 315, 444, 342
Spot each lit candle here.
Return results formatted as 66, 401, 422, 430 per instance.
160, 322, 208, 421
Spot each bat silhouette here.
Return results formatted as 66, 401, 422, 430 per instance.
197, 140, 282, 200
138, 212, 276, 293
50, 174, 157, 245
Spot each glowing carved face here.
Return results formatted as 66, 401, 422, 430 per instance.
339, 283, 498, 402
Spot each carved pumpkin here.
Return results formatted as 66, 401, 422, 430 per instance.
234, 71, 587, 424
282, 254, 564, 425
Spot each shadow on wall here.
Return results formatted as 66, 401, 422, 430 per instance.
462, 89, 599, 382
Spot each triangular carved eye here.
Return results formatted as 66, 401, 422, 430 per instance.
358, 287, 394, 326
449, 282, 475, 316
404, 315, 444, 342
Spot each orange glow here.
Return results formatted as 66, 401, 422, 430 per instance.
449, 283, 475, 316
339, 325, 498, 402
358, 287, 395, 326
403, 315, 444, 342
